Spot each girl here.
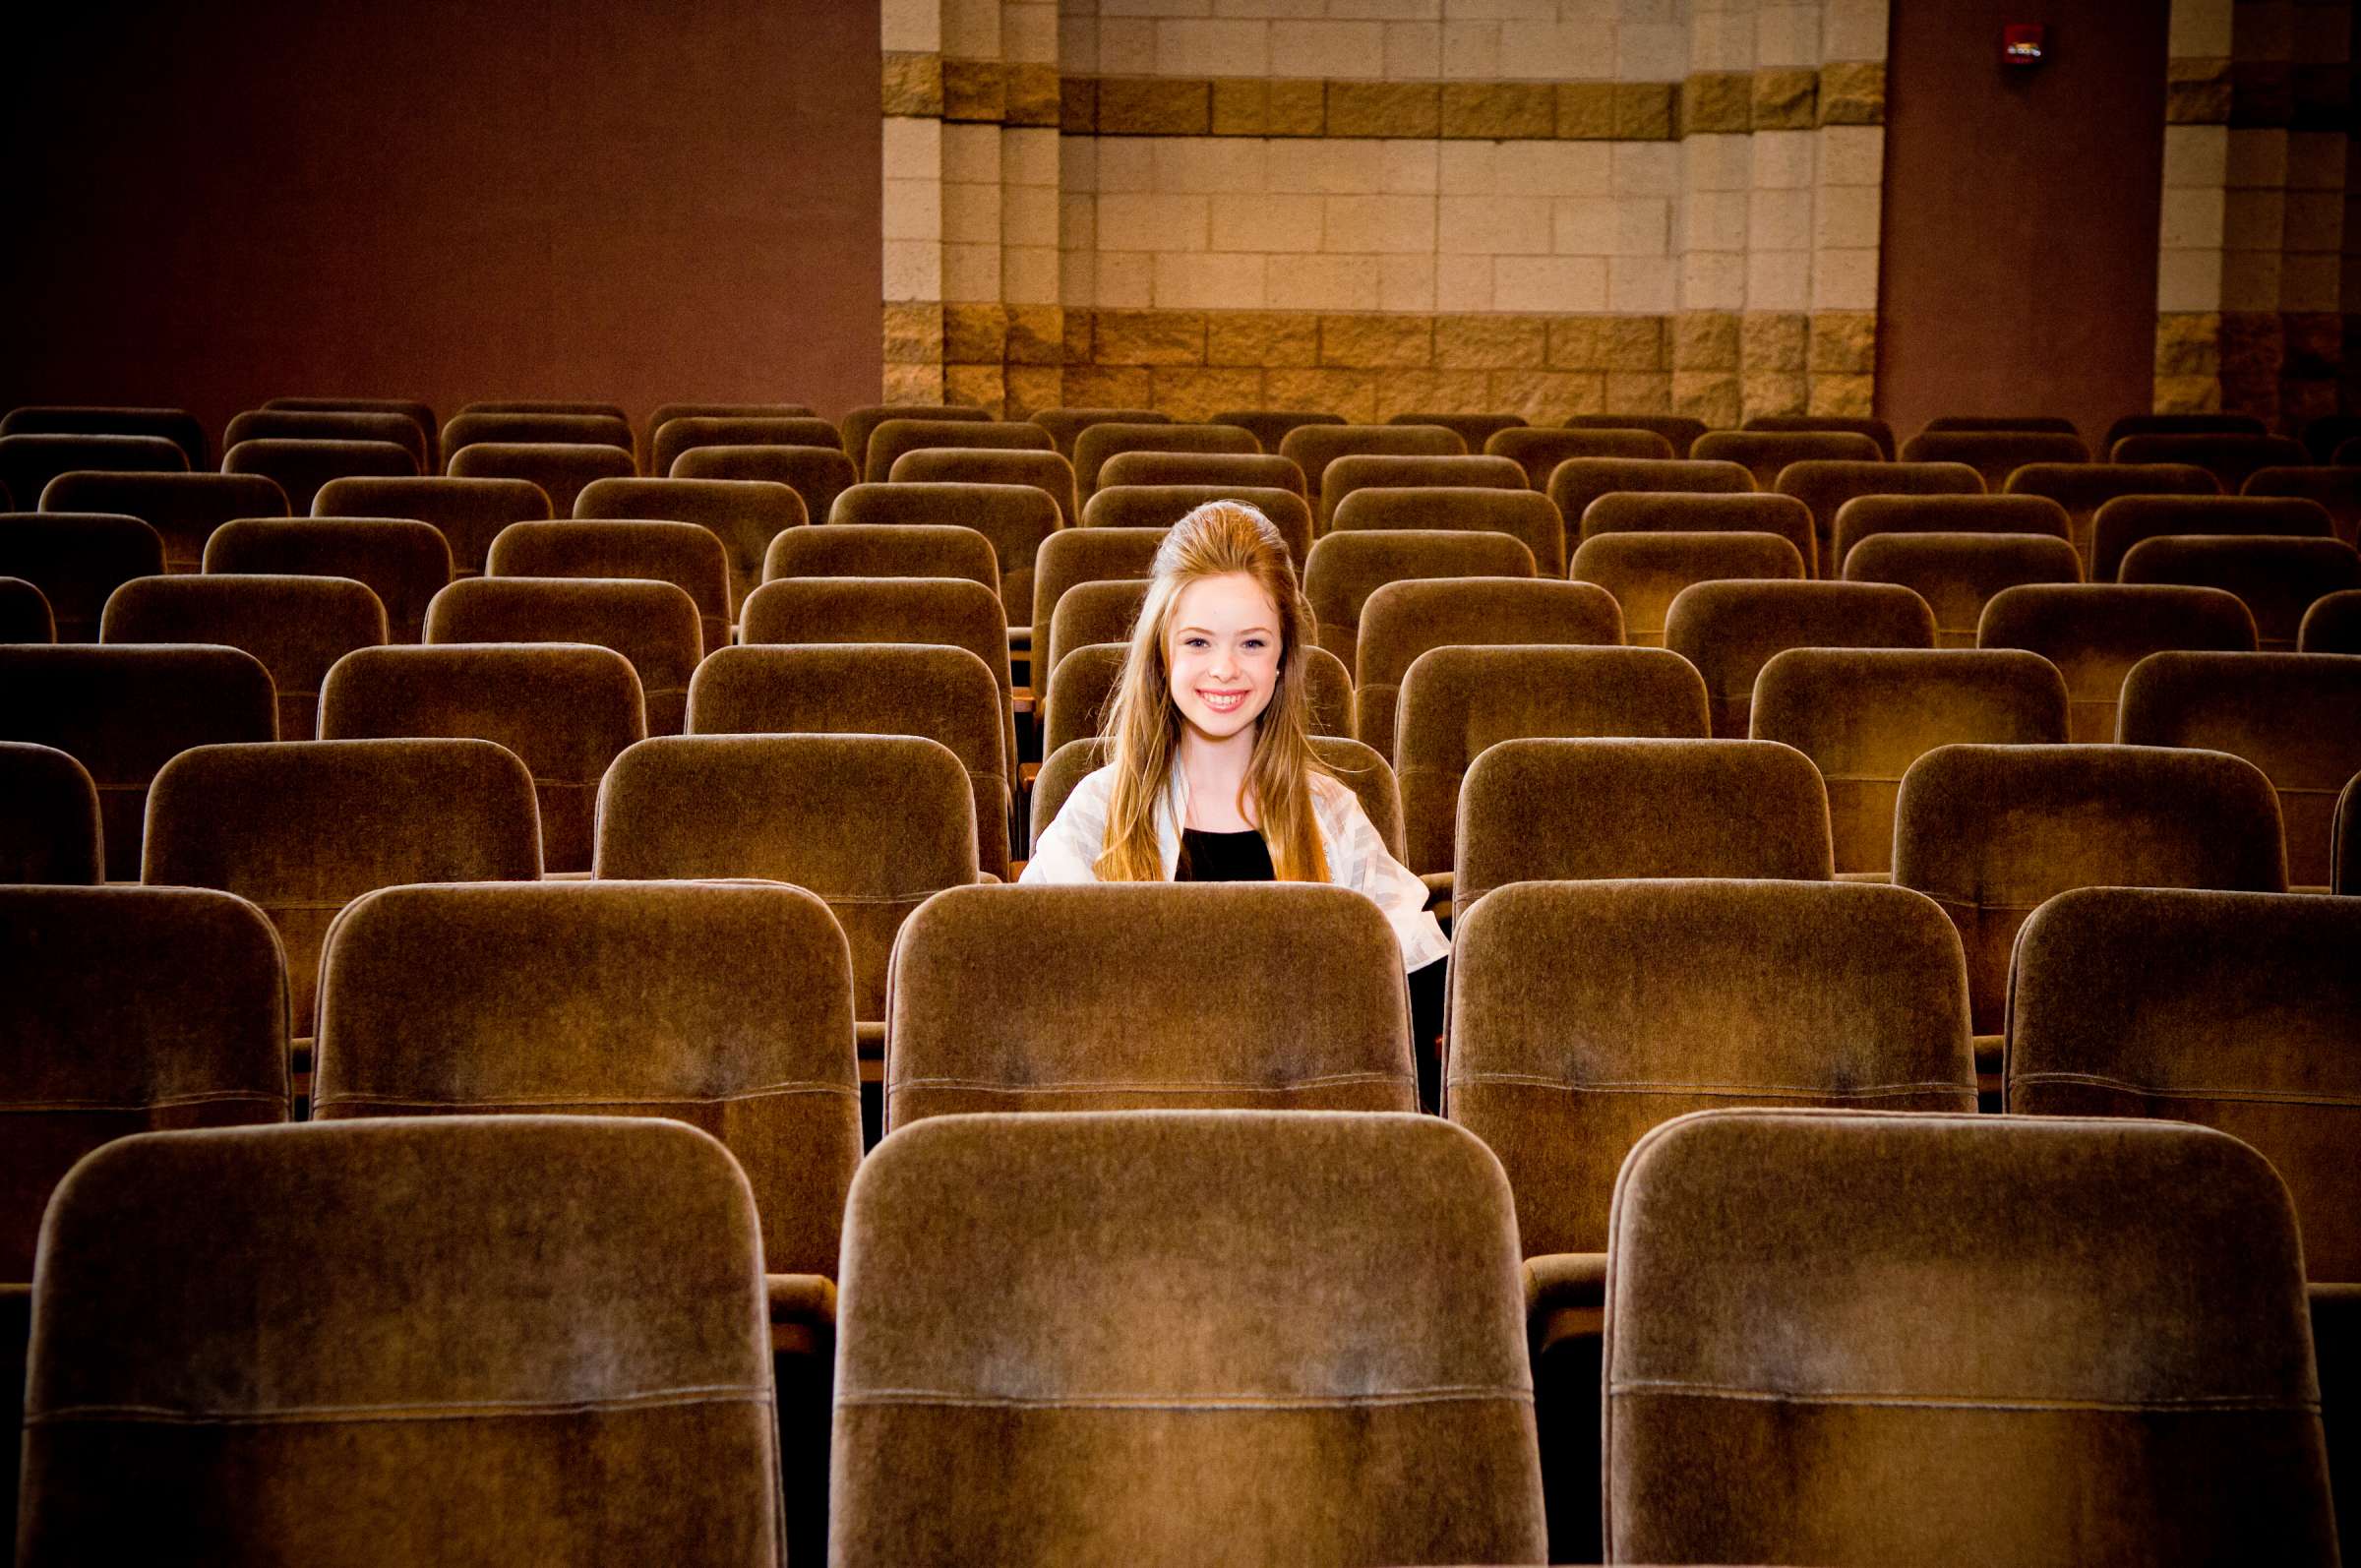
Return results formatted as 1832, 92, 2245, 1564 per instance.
1021, 500, 1448, 1098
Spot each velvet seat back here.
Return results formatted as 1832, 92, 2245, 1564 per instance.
1322, 455, 1534, 545
0, 434, 187, 511
318, 643, 644, 874
891, 446, 1081, 530
1302, 528, 1536, 672
1096, 449, 1307, 496
1976, 581, 2257, 740
0, 743, 101, 883
863, 418, 1051, 485
1, 407, 208, 468
672, 445, 858, 542
0, 512, 165, 641
1355, 576, 1622, 761
1571, 529, 1807, 647
1456, 737, 1833, 905
101, 573, 388, 739
1549, 456, 1754, 532
1776, 458, 1982, 573
1896, 427, 2089, 487
224, 408, 427, 470
443, 410, 634, 458
651, 416, 840, 478
1397, 645, 1709, 876
1030, 406, 1167, 458
1280, 422, 1466, 524
830, 1111, 1545, 1566
1562, 412, 1708, 456
1331, 482, 1567, 577
763, 521, 999, 597
2118, 534, 2361, 649
313, 474, 551, 575
17, 1116, 783, 1565
1690, 427, 1880, 490
1031, 524, 1166, 666
1842, 531, 2084, 646
1450, 879, 1974, 1256
205, 516, 453, 643
1665, 577, 1937, 737
2089, 492, 2333, 580
424, 574, 703, 735
225, 437, 417, 513
834, 480, 1060, 627
1046, 577, 1150, 676
884, 883, 1418, 1128
39, 471, 287, 573
2002, 459, 2216, 555
1747, 413, 1898, 457
574, 475, 809, 616
1830, 490, 2070, 569
446, 440, 636, 515
1604, 1109, 2336, 1566
488, 518, 733, 654
2110, 430, 2309, 490
1752, 647, 2069, 874
2117, 651, 2361, 887
840, 402, 989, 475
1210, 407, 1343, 453
1486, 426, 1672, 490
0, 644, 276, 879
1072, 421, 1258, 496
1391, 410, 1526, 449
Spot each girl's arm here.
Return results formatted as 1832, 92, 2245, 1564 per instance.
1017, 768, 1113, 884
1322, 782, 1449, 970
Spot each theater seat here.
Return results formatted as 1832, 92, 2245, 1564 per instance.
2110, 431, 2308, 490
1321, 455, 1532, 542
1392, 410, 1526, 450
885, 883, 1418, 1127
1604, 1109, 2337, 1566
574, 475, 809, 620
1031, 525, 1167, 678
1829, 491, 2071, 572
1303, 529, 1536, 673
1691, 427, 1880, 489
1456, 737, 1833, 908
1210, 406, 1342, 454
1665, 578, 1936, 737
0, 512, 165, 641
1842, 531, 2084, 646
442, 409, 634, 459
101, 573, 388, 739
833, 481, 1059, 637
1748, 412, 1898, 458
446, 441, 636, 514
0, 575, 51, 641
1571, 529, 1807, 648
1549, 456, 1754, 530
425, 575, 703, 735
39, 471, 288, 573
892, 446, 1080, 530
1778, 458, 1982, 573
1451, 878, 1975, 1562
1977, 581, 2258, 741
312, 474, 551, 576
224, 437, 417, 513
1579, 487, 1817, 571
1071, 421, 1257, 497
2307, 590, 2361, 652
839, 401, 988, 476
2118, 534, 2361, 650
0, 435, 186, 508
1030, 406, 1167, 459
1045, 578, 1148, 676
651, 415, 840, 478
204, 516, 453, 644
1096, 449, 1307, 496
671, 445, 856, 541
2004, 459, 2217, 558
863, 418, 1051, 485
489, 518, 733, 655
1, 406, 208, 468
763, 522, 999, 596
829, 1111, 1545, 1566
16, 1116, 784, 1565
0, 743, 102, 882
1280, 422, 1465, 524
1330, 483, 1567, 577
223, 408, 429, 472
1354, 576, 1622, 762
1487, 426, 1673, 491
1897, 428, 2090, 488
2089, 493, 2333, 581
1563, 412, 1708, 456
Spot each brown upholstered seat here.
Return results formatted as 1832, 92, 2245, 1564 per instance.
314, 879, 858, 1281
1978, 581, 2258, 741
223, 408, 428, 472
2106, 411, 2267, 446
1398, 645, 1709, 881
446, 441, 637, 515
1777, 459, 1983, 573
648, 400, 817, 437
651, 416, 841, 477
671, 445, 859, 542
1031, 525, 1166, 671
318, 643, 644, 874
1030, 734, 1404, 861
1572, 529, 1808, 648
1897, 428, 2090, 488
1487, 427, 1673, 490
689, 643, 1011, 877
2004, 459, 2218, 557
488, 518, 733, 654
1209, 407, 1343, 453
2119, 534, 2361, 650
1095, 449, 1307, 496
762, 522, 999, 597
2089, 492, 2335, 581
2340, 774, 2360, 894
1042, 640, 1353, 756
101, 573, 387, 740
1747, 412, 1899, 459
594, 733, 981, 1050
1923, 414, 2081, 434
2303, 589, 2361, 652
1355, 577, 1622, 763
458, 398, 630, 419
2245, 466, 2361, 544
0, 512, 165, 641
0, 743, 101, 883
893, 447, 1081, 531
38, 472, 288, 573
1843, 531, 2085, 646
1892, 743, 2286, 1058
424, 575, 703, 734
0, 885, 289, 1278
1, 407, 209, 469
885, 884, 1418, 1128
0, 575, 51, 641
1303, 528, 1536, 673
266, 396, 440, 470
1330, 479, 1566, 576
143, 738, 541, 1038
442, 409, 634, 459
17, 1116, 783, 1565
1548, 456, 1756, 537
1564, 412, 1708, 457
1280, 422, 1465, 524
1029, 406, 1167, 458
840, 401, 989, 476
1321, 454, 1531, 539
0, 644, 276, 879
1453, 878, 1974, 1559
203, 517, 453, 644
1603, 1108, 2336, 1566
0, 435, 186, 509
311, 474, 551, 576
738, 575, 1015, 783
1690, 428, 1881, 489
1080, 483, 1313, 569
1753, 648, 2069, 874
574, 475, 809, 618
1829, 490, 2071, 572
1578, 486, 1815, 566
1665, 577, 1937, 737
2111, 431, 2309, 489
1045, 577, 1148, 676
1457, 737, 1833, 907
1071, 421, 1258, 496
863, 419, 1052, 485
829, 1110, 1545, 1566
224, 438, 417, 513
833, 481, 1059, 629
1388, 410, 1526, 450
2116, 651, 2361, 888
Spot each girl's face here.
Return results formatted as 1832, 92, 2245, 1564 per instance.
1167, 571, 1283, 744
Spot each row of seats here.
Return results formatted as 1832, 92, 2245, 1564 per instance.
7, 874, 2356, 1562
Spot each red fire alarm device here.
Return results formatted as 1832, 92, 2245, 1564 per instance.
2002, 24, 2047, 66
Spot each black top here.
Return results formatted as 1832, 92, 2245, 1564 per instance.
1177, 826, 1275, 882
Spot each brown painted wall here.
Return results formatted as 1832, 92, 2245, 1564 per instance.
1879, 2, 2168, 446
1, 1, 882, 451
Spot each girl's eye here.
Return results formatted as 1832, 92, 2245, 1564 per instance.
1181, 636, 1208, 649
1244, 638, 1266, 650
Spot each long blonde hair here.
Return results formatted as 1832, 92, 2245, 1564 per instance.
1094, 501, 1331, 881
